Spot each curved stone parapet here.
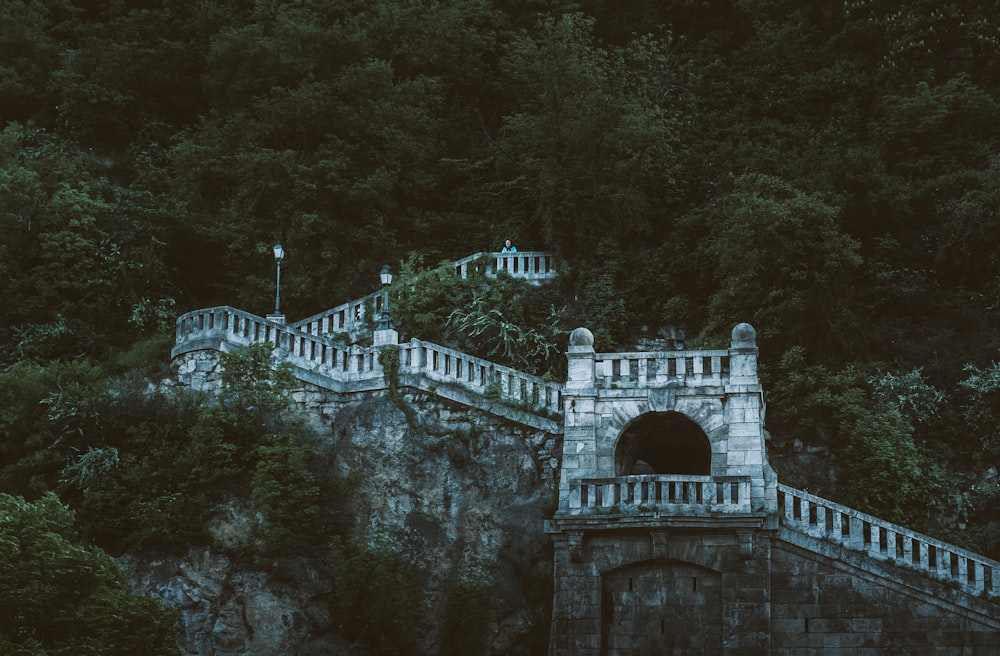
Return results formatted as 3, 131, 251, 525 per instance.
172, 306, 563, 430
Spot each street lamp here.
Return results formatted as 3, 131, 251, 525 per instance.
272, 243, 284, 316
378, 265, 394, 330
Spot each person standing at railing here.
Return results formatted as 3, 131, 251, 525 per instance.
502, 239, 517, 253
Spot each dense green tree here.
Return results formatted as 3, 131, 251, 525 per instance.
2, 0, 1000, 573
0, 492, 180, 655
0, 124, 173, 360
219, 342, 297, 431
672, 173, 864, 357
250, 434, 323, 557
491, 13, 683, 259
328, 528, 425, 656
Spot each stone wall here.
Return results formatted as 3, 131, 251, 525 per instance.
548, 523, 999, 656
548, 520, 773, 656
770, 535, 999, 654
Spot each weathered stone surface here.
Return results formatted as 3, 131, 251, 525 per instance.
125, 390, 560, 656
165, 330, 1000, 656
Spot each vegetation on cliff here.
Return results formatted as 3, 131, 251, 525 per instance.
2, 0, 1000, 651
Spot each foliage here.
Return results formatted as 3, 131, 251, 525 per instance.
394, 253, 569, 376
841, 403, 946, 527
0, 492, 180, 655
1, 0, 1000, 584
392, 255, 478, 343
441, 561, 492, 656
219, 342, 297, 432
328, 528, 424, 656
62, 390, 243, 554
0, 359, 104, 497
677, 173, 864, 357
0, 124, 173, 360
249, 434, 323, 557
959, 357, 1000, 454
448, 299, 566, 376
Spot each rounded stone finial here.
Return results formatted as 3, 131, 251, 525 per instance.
731, 322, 757, 347
569, 327, 595, 347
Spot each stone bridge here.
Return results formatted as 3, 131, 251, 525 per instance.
171, 251, 999, 654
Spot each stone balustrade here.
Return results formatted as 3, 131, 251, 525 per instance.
778, 483, 1000, 598
172, 306, 563, 419
593, 350, 731, 389
279, 250, 557, 340
174, 306, 287, 356
401, 339, 563, 417
173, 306, 384, 381
288, 250, 556, 338
568, 475, 752, 515
289, 291, 383, 340
452, 251, 557, 284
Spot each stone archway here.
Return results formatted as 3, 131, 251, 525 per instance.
614, 411, 711, 475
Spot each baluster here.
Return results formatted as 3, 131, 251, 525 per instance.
900, 534, 913, 564
782, 491, 795, 523
813, 504, 826, 536
958, 556, 969, 589
604, 481, 617, 508
939, 549, 954, 581
793, 496, 805, 525
970, 562, 985, 595
848, 517, 864, 550
869, 524, 881, 558
918, 541, 930, 572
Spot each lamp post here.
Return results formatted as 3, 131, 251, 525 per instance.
271, 243, 284, 321
378, 265, 394, 330
373, 265, 397, 346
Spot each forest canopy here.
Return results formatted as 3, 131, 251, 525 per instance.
1, 1, 1000, 645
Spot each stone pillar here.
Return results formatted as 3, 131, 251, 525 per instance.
724, 323, 777, 512
728, 322, 758, 385
561, 327, 598, 512
373, 327, 398, 347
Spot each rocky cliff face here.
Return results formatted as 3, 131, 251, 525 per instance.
126, 387, 562, 655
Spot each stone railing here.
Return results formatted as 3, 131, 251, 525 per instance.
174, 306, 287, 357
172, 306, 563, 421
452, 251, 557, 284
567, 475, 752, 515
402, 339, 563, 417
287, 250, 556, 339
289, 291, 383, 341
778, 484, 1000, 599
173, 306, 386, 383
593, 350, 731, 389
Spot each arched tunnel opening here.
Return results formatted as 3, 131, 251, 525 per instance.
614, 411, 711, 476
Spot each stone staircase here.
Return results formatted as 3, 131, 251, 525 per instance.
172, 304, 563, 432
778, 483, 1000, 602
171, 251, 999, 621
